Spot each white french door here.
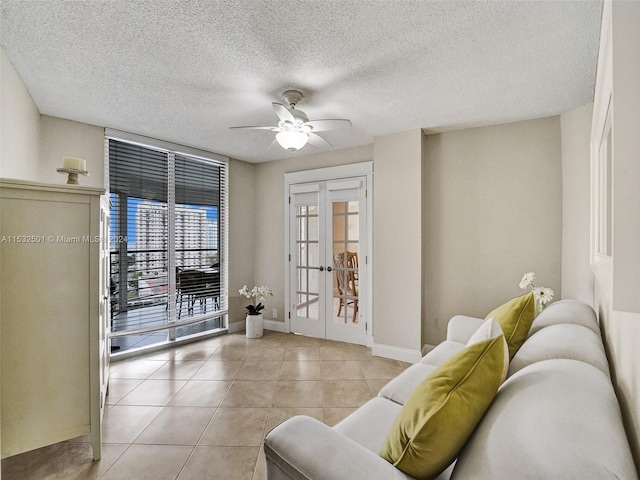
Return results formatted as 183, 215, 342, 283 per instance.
286, 166, 371, 346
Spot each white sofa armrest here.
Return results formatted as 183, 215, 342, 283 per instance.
446, 315, 484, 344
264, 416, 414, 480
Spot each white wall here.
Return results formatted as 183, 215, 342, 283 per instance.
39, 115, 104, 188
251, 145, 373, 327
560, 103, 594, 305
422, 117, 563, 345
0, 48, 40, 180
373, 129, 424, 360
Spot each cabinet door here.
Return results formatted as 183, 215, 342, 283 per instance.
1, 189, 92, 457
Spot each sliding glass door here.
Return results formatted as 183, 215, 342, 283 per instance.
108, 137, 227, 355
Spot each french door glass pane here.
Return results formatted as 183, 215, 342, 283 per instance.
332, 201, 359, 325
295, 204, 319, 320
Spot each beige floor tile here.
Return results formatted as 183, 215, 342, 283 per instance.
360, 357, 405, 379
252, 446, 267, 480
106, 378, 144, 405
235, 361, 283, 380
118, 379, 187, 406
103, 405, 163, 444
278, 361, 322, 380
210, 345, 250, 361
323, 407, 358, 426
173, 344, 218, 361
285, 334, 321, 347
273, 380, 323, 408
135, 406, 215, 446
224, 333, 254, 345
148, 360, 206, 380
177, 446, 258, 480
0, 441, 128, 480
193, 360, 242, 380
110, 360, 167, 379
199, 407, 269, 446
265, 407, 324, 433
366, 379, 390, 397
319, 344, 372, 361
322, 380, 372, 407
245, 346, 286, 361
168, 380, 232, 407
321, 360, 365, 379
101, 444, 192, 480
221, 381, 277, 407
137, 349, 182, 361
283, 346, 320, 361
3, 333, 380, 479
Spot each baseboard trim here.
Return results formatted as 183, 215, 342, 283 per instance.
228, 319, 286, 334
372, 343, 422, 363
263, 319, 286, 332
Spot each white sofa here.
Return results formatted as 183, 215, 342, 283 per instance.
264, 300, 638, 480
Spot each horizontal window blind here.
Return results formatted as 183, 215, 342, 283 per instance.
108, 137, 227, 353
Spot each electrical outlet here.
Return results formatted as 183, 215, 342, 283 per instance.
272, 308, 278, 319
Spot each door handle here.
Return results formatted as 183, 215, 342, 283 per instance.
327, 266, 332, 272
319, 266, 324, 272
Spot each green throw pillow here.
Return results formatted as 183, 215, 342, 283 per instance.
380, 336, 506, 480
485, 292, 535, 360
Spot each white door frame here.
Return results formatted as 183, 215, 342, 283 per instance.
284, 162, 374, 346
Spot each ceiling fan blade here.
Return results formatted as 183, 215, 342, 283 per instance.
307, 132, 333, 148
272, 102, 296, 123
229, 126, 278, 131
303, 119, 351, 132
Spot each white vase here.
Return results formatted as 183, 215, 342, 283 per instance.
246, 313, 264, 338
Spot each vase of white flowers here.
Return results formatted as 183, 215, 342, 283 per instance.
239, 284, 273, 338
519, 271, 554, 315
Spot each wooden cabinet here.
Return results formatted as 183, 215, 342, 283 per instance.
0, 178, 109, 460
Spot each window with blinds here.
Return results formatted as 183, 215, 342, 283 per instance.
107, 136, 227, 355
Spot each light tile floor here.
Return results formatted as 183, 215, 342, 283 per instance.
1, 331, 409, 480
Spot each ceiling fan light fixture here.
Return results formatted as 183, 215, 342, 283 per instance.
276, 131, 308, 152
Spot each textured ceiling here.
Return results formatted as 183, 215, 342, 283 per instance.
0, 0, 602, 163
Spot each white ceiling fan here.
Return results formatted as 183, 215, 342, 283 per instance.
230, 90, 352, 153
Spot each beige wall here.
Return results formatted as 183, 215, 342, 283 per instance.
422, 117, 562, 345
0, 48, 40, 180
373, 129, 423, 357
39, 115, 105, 188
560, 103, 594, 306
227, 158, 257, 325
251, 145, 373, 326
595, 0, 640, 468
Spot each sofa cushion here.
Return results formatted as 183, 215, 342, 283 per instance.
451, 359, 637, 480
485, 292, 535, 360
420, 341, 465, 367
445, 315, 485, 343
528, 299, 600, 337
466, 317, 509, 382
509, 323, 610, 377
334, 397, 403, 454
380, 336, 506, 480
379, 363, 438, 405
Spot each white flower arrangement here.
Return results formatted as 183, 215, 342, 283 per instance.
518, 271, 554, 308
239, 284, 273, 315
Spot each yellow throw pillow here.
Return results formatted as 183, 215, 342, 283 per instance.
380, 336, 506, 480
485, 292, 535, 360
466, 316, 509, 383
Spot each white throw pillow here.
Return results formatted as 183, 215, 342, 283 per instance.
467, 316, 509, 382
